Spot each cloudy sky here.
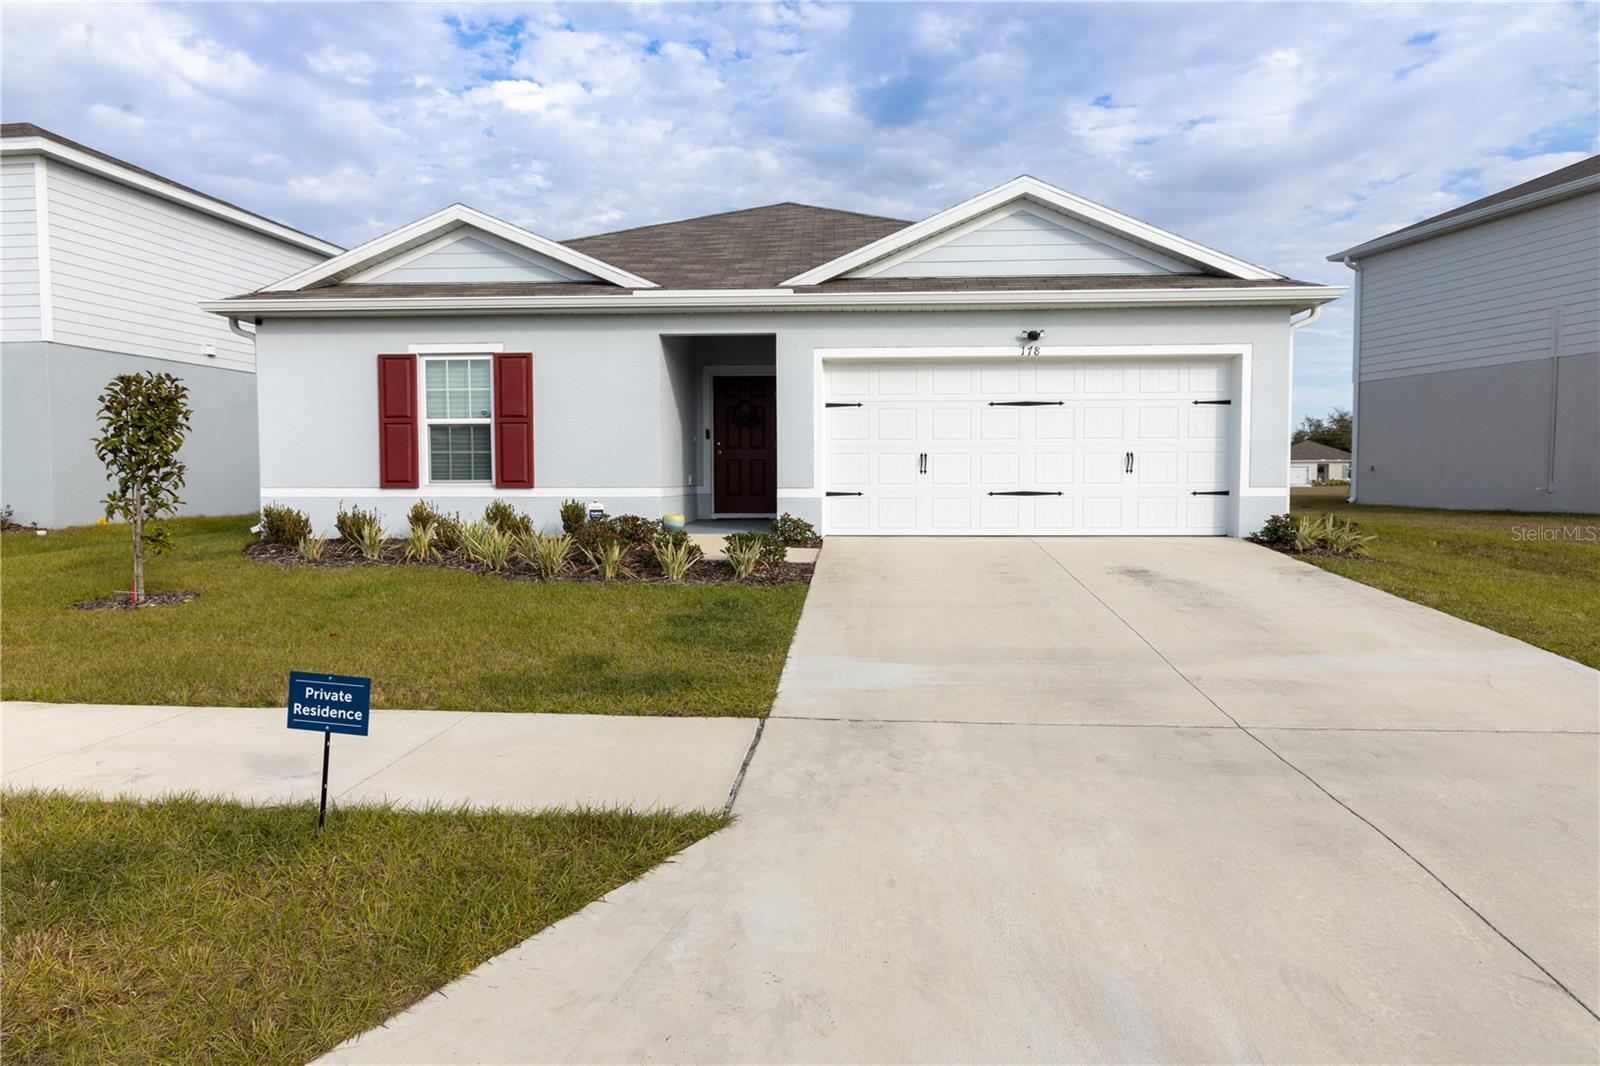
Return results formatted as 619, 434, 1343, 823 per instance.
3, 2, 1595, 422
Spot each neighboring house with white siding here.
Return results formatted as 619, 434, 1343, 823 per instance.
0, 123, 339, 526
1289, 440, 1351, 486
1329, 155, 1600, 514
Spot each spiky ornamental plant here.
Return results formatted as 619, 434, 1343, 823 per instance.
92, 372, 192, 603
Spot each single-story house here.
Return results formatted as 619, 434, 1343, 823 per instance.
1290, 440, 1351, 485
203, 176, 1343, 537
0, 123, 340, 527
1329, 155, 1599, 514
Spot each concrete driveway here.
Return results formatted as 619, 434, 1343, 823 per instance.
326, 538, 1599, 1064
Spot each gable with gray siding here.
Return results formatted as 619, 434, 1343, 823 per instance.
1348, 188, 1599, 513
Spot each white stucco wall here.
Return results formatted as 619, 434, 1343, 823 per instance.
252, 305, 1297, 534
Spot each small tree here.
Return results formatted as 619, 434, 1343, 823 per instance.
93, 372, 192, 602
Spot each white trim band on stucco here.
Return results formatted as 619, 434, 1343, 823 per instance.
263, 487, 698, 498
206, 285, 1344, 318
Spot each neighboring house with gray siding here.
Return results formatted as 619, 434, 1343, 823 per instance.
0, 123, 339, 527
203, 176, 1343, 539
1329, 155, 1600, 514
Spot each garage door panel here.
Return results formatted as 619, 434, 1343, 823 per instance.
823, 357, 1234, 536
980, 408, 1020, 439
980, 364, 1021, 394
877, 408, 918, 440
877, 452, 919, 485
1138, 406, 1180, 440
1035, 407, 1074, 439
1082, 408, 1123, 439
979, 496, 1021, 531
931, 408, 972, 440
979, 453, 1021, 485
1139, 363, 1181, 393
1034, 452, 1075, 485
830, 451, 869, 486
1135, 452, 1179, 485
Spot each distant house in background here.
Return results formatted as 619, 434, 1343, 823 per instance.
1330, 155, 1599, 514
1290, 440, 1351, 485
0, 123, 339, 527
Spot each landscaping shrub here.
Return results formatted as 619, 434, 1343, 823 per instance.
1251, 512, 1373, 557
260, 505, 312, 547
1249, 513, 1297, 548
580, 539, 633, 582
458, 520, 513, 572
652, 534, 701, 581
407, 500, 444, 531
560, 498, 587, 534
525, 531, 574, 579
335, 504, 384, 544
605, 514, 664, 548
296, 534, 328, 561
404, 523, 437, 563
433, 512, 465, 552
770, 513, 820, 547
725, 531, 786, 568
725, 538, 764, 580
484, 499, 533, 538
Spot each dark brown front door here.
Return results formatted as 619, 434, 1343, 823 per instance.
713, 375, 777, 513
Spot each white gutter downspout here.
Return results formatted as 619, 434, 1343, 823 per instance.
1288, 302, 1324, 501
1340, 257, 1361, 503
227, 316, 256, 340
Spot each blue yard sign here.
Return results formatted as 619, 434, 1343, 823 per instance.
288, 671, 372, 831
288, 671, 372, 736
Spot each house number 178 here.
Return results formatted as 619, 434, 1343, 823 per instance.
1020, 344, 1042, 357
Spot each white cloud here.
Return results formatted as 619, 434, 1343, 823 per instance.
1, 1, 1594, 421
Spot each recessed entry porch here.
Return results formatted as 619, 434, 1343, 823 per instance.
662, 335, 777, 522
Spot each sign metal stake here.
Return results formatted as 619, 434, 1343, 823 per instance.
318, 728, 331, 831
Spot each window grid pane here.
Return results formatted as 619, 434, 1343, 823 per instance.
425, 358, 492, 421
429, 425, 492, 482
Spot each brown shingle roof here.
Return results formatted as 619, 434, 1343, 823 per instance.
1, 121, 339, 252
563, 202, 910, 289
1291, 440, 1351, 461
226, 281, 626, 301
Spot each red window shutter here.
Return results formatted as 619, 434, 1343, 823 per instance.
376, 353, 418, 488
493, 352, 535, 488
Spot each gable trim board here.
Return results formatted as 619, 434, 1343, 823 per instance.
784, 176, 1284, 285
350, 231, 596, 285
851, 203, 1198, 279
264, 203, 657, 292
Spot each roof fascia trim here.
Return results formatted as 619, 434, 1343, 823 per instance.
0, 135, 342, 256
1327, 172, 1600, 262
204, 284, 1345, 317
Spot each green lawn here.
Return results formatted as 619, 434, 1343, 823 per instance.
1290, 492, 1600, 668
1, 516, 808, 715
1, 790, 724, 1064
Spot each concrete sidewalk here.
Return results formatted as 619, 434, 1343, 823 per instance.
1, 702, 755, 812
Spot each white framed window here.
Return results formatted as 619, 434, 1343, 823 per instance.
422, 357, 493, 482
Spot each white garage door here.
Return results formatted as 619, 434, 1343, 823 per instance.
823, 358, 1234, 535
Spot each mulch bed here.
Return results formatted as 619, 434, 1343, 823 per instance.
244, 540, 813, 586
1252, 542, 1377, 562
72, 590, 201, 611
